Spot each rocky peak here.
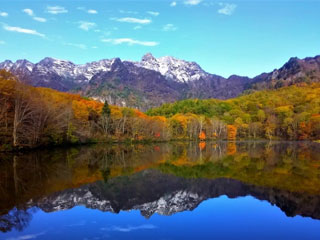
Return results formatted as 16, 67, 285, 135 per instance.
0, 60, 13, 71
141, 52, 157, 63
13, 59, 34, 72
38, 57, 56, 66
38, 57, 75, 68
283, 57, 301, 70
135, 53, 209, 83
110, 58, 123, 71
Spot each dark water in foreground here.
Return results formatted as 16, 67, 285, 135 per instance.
1, 141, 320, 240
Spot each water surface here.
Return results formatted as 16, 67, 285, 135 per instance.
1, 141, 320, 240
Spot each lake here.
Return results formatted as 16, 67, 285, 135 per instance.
1, 141, 320, 240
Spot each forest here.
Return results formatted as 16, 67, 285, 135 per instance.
147, 83, 320, 141
0, 69, 320, 151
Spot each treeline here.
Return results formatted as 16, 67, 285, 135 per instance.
1, 70, 320, 151
147, 83, 320, 141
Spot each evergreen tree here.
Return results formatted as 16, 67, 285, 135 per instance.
100, 101, 111, 135
102, 101, 111, 117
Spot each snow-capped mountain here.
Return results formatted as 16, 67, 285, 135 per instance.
0, 53, 211, 85
0, 59, 34, 77
134, 53, 210, 83
1, 57, 117, 84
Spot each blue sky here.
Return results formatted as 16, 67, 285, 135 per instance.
0, 0, 319, 78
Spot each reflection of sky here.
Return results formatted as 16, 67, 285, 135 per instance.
2, 196, 320, 240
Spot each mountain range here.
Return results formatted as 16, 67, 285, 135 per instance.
1, 54, 320, 110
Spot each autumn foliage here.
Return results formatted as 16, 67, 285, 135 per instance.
1, 69, 320, 151
227, 125, 237, 140
148, 83, 320, 141
198, 131, 206, 141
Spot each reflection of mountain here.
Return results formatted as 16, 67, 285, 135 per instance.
29, 170, 320, 220
1, 141, 320, 233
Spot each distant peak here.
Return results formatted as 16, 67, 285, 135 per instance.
288, 57, 299, 63
110, 57, 123, 71
41, 57, 56, 62
3, 60, 13, 64
111, 57, 122, 65
142, 52, 156, 62
15, 59, 33, 64
39, 57, 73, 64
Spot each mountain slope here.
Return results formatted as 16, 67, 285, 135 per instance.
251, 55, 320, 90
82, 59, 183, 109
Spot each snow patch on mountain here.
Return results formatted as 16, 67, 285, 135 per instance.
133, 53, 209, 83
134, 190, 203, 218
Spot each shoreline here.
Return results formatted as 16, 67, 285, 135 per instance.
1, 138, 318, 153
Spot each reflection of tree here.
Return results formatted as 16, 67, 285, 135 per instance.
0, 208, 31, 233
101, 167, 111, 183
13, 156, 20, 195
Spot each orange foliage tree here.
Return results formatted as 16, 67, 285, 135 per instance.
299, 122, 311, 140
227, 125, 237, 140
198, 131, 206, 141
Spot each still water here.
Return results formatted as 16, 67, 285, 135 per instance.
0, 141, 320, 240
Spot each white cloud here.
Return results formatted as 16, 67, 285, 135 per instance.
170, 1, 177, 7
162, 24, 177, 32
218, 3, 237, 15
147, 11, 159, 16
101, 224, 157, 232
33, 17, 47, 22
23, 9, 47, 22
0, 40, 5, 44
119, 10, 138, 14
78, 21, 96, 31
102, 38, 158, 47
47, 6, 68, 14
111, 17, 151, 24
23, 8, 33, 16
0, 11, 8, 17
3, 25, 45, 38
87, 9, 98, 14
77, 7, 98, 14
134, 25, 142, 30
184, 0, 202, 5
